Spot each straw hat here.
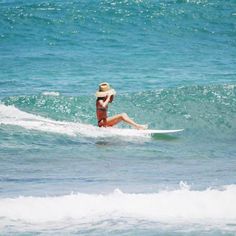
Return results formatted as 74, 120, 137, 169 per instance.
95, 82, 116, 97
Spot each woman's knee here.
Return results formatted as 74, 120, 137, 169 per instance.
121, 113, 128, 120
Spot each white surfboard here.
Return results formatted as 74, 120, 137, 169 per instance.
137, 129, 184, 134
97, 127, 184, 137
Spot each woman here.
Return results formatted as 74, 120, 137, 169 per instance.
96, 82, 147, 129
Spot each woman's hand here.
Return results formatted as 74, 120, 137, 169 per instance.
109, 95, 114, 103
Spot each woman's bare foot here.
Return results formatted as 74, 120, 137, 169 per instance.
135, 124, 148, 130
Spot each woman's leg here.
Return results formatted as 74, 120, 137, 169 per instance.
106, 113, 147, 129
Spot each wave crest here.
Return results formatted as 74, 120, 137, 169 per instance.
1, 84, 236, 138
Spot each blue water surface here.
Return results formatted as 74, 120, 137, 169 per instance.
0, 0, 236, 235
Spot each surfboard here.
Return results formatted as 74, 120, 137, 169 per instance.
137, 129, 184, 134
97, 127, 184, 137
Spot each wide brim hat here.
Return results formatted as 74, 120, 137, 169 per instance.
95, 82, 116, 98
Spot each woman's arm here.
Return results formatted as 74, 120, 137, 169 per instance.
99, 94, 111, 108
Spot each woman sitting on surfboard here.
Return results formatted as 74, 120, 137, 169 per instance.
96, 82, 147, 129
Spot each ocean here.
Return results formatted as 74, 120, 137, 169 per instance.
0, 0, 236, 235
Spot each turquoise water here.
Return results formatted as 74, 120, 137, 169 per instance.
0, 0, 236, 235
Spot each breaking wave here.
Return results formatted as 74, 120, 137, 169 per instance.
0, 184, 235, 226
0, 104, 150, 139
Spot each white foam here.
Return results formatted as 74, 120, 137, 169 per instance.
0, 185, 236, 225
42, 91, 60, 96
0, 104, 149, 138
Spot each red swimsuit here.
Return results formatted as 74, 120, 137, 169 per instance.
96, 98, 108, 127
